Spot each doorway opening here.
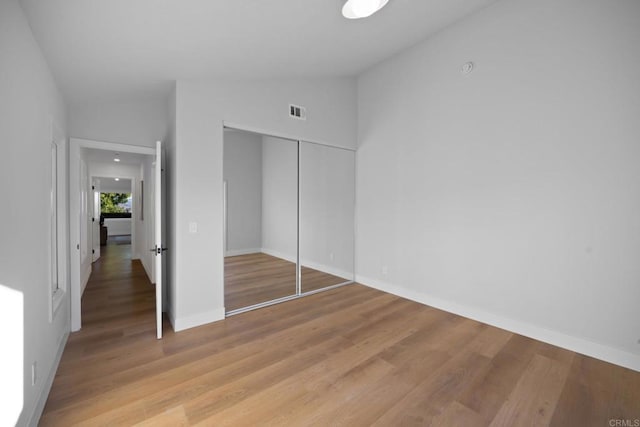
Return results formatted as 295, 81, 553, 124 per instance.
92, 178, 133, 262
69, 138, 164, 338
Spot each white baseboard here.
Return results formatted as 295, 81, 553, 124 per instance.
299, 259, 352, 282
80, 264, 91, 296
167, 308, 176, 332
260, 248, 296, 263
356, 275, 640, 373
141, 258, 153, 284
225, 248, 262, 257
257, 248, 353, 281
27, 331, 69, 426
171, 307, 226, 332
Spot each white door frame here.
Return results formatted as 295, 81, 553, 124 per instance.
69, 138, 155, 331
91, 178, 101, 262
154, 140, 164, 339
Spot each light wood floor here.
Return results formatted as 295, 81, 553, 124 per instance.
40, 243, 640, 426
224, 252, 349, 311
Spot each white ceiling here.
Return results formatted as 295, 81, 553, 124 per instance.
96, 177, 132, 193
84, 148, 149, 165
20, 0, 497, 104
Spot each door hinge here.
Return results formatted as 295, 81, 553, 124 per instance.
92, 249, 95, 254
92, 217, 95, 222
92, 185, 95, 190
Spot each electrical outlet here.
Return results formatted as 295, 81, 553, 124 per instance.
381, 265, 388, 276
329, 252, 334, 261
32, 362, 37, 386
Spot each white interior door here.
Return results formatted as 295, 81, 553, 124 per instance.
154, 141, 163, 339
92, 179, 101, 261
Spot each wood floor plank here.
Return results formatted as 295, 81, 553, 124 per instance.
183, 336, 352, 424
45, 287, 389, 422
133, 405, 189, 427
489, 354, 571, 426
40, 241, 640, 426
193, 355, 395, 427
432, 401, 485, 426
550, 354, 640, 426
267, 357, 396, 426
187, 302, 430, 425
372, 350, 494, 425
457, 334, 547, 424
304, 368, 419, 426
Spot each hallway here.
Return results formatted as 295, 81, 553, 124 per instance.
75, 238, 155, 333
40, 239, 161, 425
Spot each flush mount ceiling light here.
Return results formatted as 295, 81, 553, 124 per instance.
114, 178, 120, 181
114, 153, 120, 162
342, 0, 389, 19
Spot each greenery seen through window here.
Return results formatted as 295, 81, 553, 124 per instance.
101, 193, 132, 213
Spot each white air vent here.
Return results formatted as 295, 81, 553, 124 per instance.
289, 104, 306, 120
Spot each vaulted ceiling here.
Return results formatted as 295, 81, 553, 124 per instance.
20, 0, 497, 104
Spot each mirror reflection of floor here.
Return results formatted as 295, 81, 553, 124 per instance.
224, 253, 349, 312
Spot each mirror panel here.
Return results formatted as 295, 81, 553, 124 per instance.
223, 129, 298, 312
299, 142, 355, 293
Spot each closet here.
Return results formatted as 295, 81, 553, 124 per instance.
223, 127, 355, 314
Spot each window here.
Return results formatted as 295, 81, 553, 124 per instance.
50, 136, 66, 322
49, 139, 66, 322
100, 193, 132, 219
50, 142, 59, 294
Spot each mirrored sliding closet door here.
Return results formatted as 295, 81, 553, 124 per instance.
299, 142, 355, 293
223, 127, 355, 315
223, 128, 298, 312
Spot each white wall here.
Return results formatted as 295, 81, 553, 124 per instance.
0, 1, 69, 425
261, 135, 298, 261
70, 95, 168, 148
356, 0, 640, 370
104, 218, 131, 236
172, 77, 356, 330
223, 130, 263, 255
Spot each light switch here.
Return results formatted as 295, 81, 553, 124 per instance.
189, 222, 197, 233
